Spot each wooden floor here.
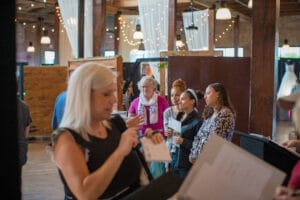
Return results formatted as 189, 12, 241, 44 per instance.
21, 120, 294, 200
22, 141, 64, 200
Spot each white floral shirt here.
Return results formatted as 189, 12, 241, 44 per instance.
189, 107, 235, 161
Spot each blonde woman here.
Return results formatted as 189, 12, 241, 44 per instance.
52, 63, 164, 199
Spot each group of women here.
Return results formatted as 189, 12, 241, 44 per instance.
51, 62, 236, 199
127, 75, 236, 179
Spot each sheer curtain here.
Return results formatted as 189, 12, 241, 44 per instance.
183, 9, 209, 50
58, 0, 78, 58
138, 0, 169, 57
84, 0, 93, 58
118, 15, 142, 62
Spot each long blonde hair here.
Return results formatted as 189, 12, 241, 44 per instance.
58, 62, 116, 141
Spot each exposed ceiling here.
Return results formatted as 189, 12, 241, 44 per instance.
16, 0, 300, 27
16, 0, 57, 26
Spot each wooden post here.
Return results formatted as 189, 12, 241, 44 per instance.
233, 15, 239, 57
250, 0, 279, 138
78, 0, 84, 58
168, 0, 176, 51
54, 6, 60, 64
93, 0, 106, 56
114, 11, 121, 55
208, 9, 215, 54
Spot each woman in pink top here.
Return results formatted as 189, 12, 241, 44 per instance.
128, 75, 169, 179
128, 75, 169, 136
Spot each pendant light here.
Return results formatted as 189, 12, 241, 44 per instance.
216, 1, 231, 20
175, 35, 184, 48
133, 24, 143, 40
39, 17, 51, 44
248, 0, 253, 8
27, 41, 35, 53
282, 39, 290, 49
133, 24, 144, 50
41, 30, 51, 44
186, 0, 198, 30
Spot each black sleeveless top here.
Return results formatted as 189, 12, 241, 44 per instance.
53, 114, 141, 199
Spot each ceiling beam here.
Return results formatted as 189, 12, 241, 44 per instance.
113, 0, 210, 8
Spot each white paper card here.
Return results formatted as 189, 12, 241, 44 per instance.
168, 118, 181, 132
177, 134, 286, 200
140, 137, 172, 162
186, 145, 272, 200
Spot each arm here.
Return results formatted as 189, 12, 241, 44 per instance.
51, 110, 58, 130
128, 98, 138, 118
25, 103, 32, 137
212, 109, 235, 139
181, 121, 203, 150
163, 108, 173, 137
189, 132, 202, 163
282, 140, 300, 148
54, 127, 138, 200
25, 125, 30, 137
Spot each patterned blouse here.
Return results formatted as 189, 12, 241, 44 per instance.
189, 107, 235, 162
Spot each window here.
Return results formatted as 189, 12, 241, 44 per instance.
104, 51, 115, 57
44, 51, 55, 65
279, 47, 300, 58
214, 48, 244, 57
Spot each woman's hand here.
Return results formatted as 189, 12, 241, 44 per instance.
126, 114, 144, 128
117, 127, 138, 157
144, 128, 165, 144
282, 139, 300, 148
175, 136, 183, 145
274, 186, 300, 200
165, 129, 173, 137
189, 156, 195, 164
150, 133, 165, 144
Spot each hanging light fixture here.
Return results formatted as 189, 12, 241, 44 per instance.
175, 35, 184, 48
282, 39, 290, 49
133, 24, 143, 40
186, 0, 198, 30
39, 17, 51, 44
216, 1, 232, 20
27, 41, 35, 53
138, 42, 145, 51
248, 0, 253, 8
41, 30, 51, 44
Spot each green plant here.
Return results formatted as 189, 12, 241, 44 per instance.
157, 61, 168, 71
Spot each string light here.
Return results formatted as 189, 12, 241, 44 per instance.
214, 19, 235, 43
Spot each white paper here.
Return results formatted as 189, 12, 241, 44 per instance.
178, 134, 286, 200
168, 118, 181, 133
186, 145, 272, 200
140, 137, 172, 162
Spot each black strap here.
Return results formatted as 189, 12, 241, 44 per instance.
134, 144, 153, 182
112, 114, 153, 182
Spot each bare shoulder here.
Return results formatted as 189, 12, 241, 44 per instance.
53, 130, 78, 150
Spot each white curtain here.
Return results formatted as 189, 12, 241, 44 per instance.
84, 0, 93, 58
138, 0, 169, 57
183, 9, 209, 50
58, 0, 78, 58
58, 23, 73, 66
118, 15, 142, 62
